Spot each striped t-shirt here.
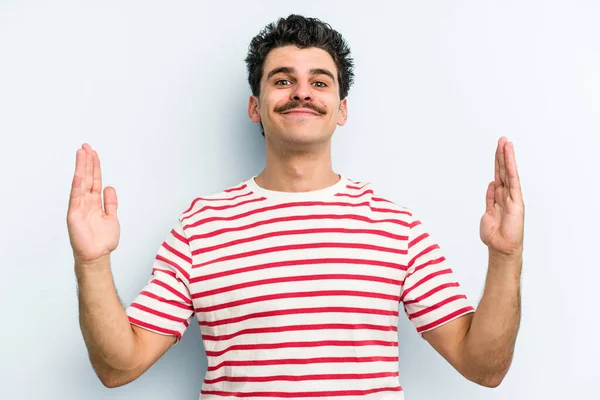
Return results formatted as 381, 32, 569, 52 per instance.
126, 175, 475, 399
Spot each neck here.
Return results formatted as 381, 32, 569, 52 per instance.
255, 137, 339, 193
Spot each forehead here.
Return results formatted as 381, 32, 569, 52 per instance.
263, 46, 337, 79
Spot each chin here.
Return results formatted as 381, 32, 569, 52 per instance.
278, 128, 331, 146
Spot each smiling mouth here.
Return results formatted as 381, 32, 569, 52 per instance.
281, 108, 321, 116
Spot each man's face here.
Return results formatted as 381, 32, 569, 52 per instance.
248, 45, 347, 147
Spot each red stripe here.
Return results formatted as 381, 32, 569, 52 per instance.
410, 220, 422, 229
127, 316, 181, 340
408, 232, 428, 249
204, 371, 398, 384
130, 303, 189, 323
190, 258, 406, 284
192, 274, 402, 299
200, 386, 402, 398
151, 268, 176, 279
371, 196, 398, 206
370, 206, 412, 215
409, 257, 446, 276
140, 290, 193, 311
403, 282, 460, 305
202, 323, 398, 341
162, 241, 192, 265
181, 197, 267, 223
207, 356, 399, 372
195, 191, 252, 202
192, 242, 407, 265
183, 201, 411, 230
346, 183, 369, 190
151, 279, 193, 305
408, 244, 440, 268
335, 189, 374, 199
197, 228, 408, 255
416, 306, 475, 332
189, 214, 409, 242
182, 184, 249, 214
409, 294, 467, 319
199, 307, 399, 327
155, 254, 190, 281
170, 228, 189, 245
196, 290, 400, 312
204, 340, 398, 357
225, 183, 248, 193
400, 269, 453, 302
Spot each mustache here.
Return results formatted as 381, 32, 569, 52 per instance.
275, 101, 327, 115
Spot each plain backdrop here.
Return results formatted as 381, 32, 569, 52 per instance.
1, 1, 599, 399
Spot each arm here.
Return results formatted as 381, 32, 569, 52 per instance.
422, 251, 521, 387
76, 255, 175, 388
422, 136, 525, 387
68, 144, 175, 387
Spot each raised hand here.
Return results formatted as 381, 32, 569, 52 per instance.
480, 137, 525, 258
67, 144, 120, 264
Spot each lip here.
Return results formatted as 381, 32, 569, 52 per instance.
281, 108, 321, 116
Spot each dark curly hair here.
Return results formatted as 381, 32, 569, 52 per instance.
245, 14, 355, 100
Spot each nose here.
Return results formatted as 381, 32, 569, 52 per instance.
291, 81, 312, 102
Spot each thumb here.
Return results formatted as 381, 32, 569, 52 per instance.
485, 181, 495, 214
103, 186, 118, 217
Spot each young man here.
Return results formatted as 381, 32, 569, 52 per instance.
68, 14, 524, 399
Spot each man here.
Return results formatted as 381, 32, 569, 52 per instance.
67, 14, 524, 399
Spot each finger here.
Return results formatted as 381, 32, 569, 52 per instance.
498, 136, 508, 187
505, 141, 524, 204
70, 148, 86, 200
91, 150, 102, 194
485, 181, 495, 213
494, 139, 501, 188
104, 186, 118, 217
83, 143, 93, 192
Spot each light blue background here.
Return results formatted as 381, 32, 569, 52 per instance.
1, 1, 599, 399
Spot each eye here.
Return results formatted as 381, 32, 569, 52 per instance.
275, 79, 292, 86
313, 81, 328, 88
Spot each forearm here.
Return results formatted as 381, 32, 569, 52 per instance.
75, 255, 139, 375
461, 250, 522, 386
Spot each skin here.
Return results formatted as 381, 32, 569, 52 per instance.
68, 45, 524, 388
248, 46, 347, 193
68, 146, 175, 388
421, 137, 524, 387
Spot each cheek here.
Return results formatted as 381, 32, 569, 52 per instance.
262, 95, 283, 114
327, 100, 342, 118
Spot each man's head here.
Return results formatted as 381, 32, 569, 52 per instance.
245, 15, 354, 147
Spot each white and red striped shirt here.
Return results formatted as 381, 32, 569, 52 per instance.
126, 176, 475, 399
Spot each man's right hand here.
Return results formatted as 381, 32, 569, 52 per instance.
67, 143, 120, 265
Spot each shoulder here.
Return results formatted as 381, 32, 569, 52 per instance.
177, 178, 256, 223
343, 176, 415, 219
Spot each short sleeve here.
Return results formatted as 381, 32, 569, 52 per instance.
400, 216, 475, 335
126, 220, 195, 342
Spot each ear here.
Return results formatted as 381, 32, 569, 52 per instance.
248, 95, 261, 123
337, 98, 348, 126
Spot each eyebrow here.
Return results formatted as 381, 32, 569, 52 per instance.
266, 67, 336, 82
